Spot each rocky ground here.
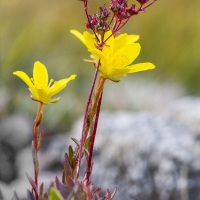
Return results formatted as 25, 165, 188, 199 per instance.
1, 79, 200, 200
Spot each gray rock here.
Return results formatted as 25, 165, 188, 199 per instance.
39, 135, 69, 171
0, 115, 32, 150
0, 115, 32, 184
165, 97, 200, 136
3, 96, 200, 200
0, 146, 60, 199
103, 79, 185, 113
71, 111, 200, 200
0, 141, 16, 183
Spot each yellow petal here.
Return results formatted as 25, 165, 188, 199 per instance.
13, 71, 34, 88
126, 35, 140, 44
29, 88, 49, 104
71, 30, 98, 51
33, 61, 48, 89
37, 89, 49, 103
89, 48, 108, 67
89, 48, 122, 79
128, 62, 156, 73
30, 87, 58, 104
70, 30, 87, 46
104, 30, 114, 48
48, 97, 60, 103
111, 43, 141, 68
83, 31, 97, 50
29, 87, 40, 100
100, 63, 155, 82
101, 66, 130, 81
114, 34, 139, 52
47, 74, 76, 98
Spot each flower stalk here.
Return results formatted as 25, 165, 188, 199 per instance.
13, 61, 76, 198
84, 81, 104, 183
73, 0, 156, 188
75, 61, 100, 181
32, 101, 44, 199
75, 74, 106, 188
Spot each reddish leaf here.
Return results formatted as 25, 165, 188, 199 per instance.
55, 176, 72, 198
71, 138, 80, 148
104, 187, 117, 200
43, 192, 48, 200
64, 153, 72, 178
27, 190, 35, 200
65, 176, 75, 189
110, 187, 117, 199
92, 187, 102, 196
26, 173, 38, 195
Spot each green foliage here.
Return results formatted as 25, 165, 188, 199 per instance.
133, 0, 200, 94
49, 188, 64, 200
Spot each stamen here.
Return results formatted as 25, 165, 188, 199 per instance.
48, 79, 54, 87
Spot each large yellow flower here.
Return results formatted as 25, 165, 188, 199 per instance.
71, 30, 155, 82
13, 61, 76, 104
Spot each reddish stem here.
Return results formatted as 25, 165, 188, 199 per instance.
75, 61, 100, 181
142, 0, 157, 10
33, 102, 43, 150
83, 0, 100, 43
113, 17, 131, 34
84, 89, 104, 183
32, 102, 44, 199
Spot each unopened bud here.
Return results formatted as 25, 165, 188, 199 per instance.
136, 0, 149, 5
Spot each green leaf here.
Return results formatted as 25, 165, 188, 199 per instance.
39, 182, 44, 198
49, 188, 64, 200
84, 136, 91, 150
68, 145, 74, 165
73, 184, 86, 200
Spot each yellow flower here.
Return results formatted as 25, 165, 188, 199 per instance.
70, 30, 98, 50
71, 30, 155, 82
13, 61, 76, 104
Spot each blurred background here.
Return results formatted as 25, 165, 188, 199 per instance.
1, 0, 200, 132
1, 0, 200, 199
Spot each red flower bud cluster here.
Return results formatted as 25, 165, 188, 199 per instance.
86, 4, 110, 32
110, 0, 138, 20
137, 0, 149, 5
85, 0, 156, 34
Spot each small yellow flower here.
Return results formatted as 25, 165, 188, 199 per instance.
71, 30, 155, 82
70, 30, 98, 50
13, 61, 76, 104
